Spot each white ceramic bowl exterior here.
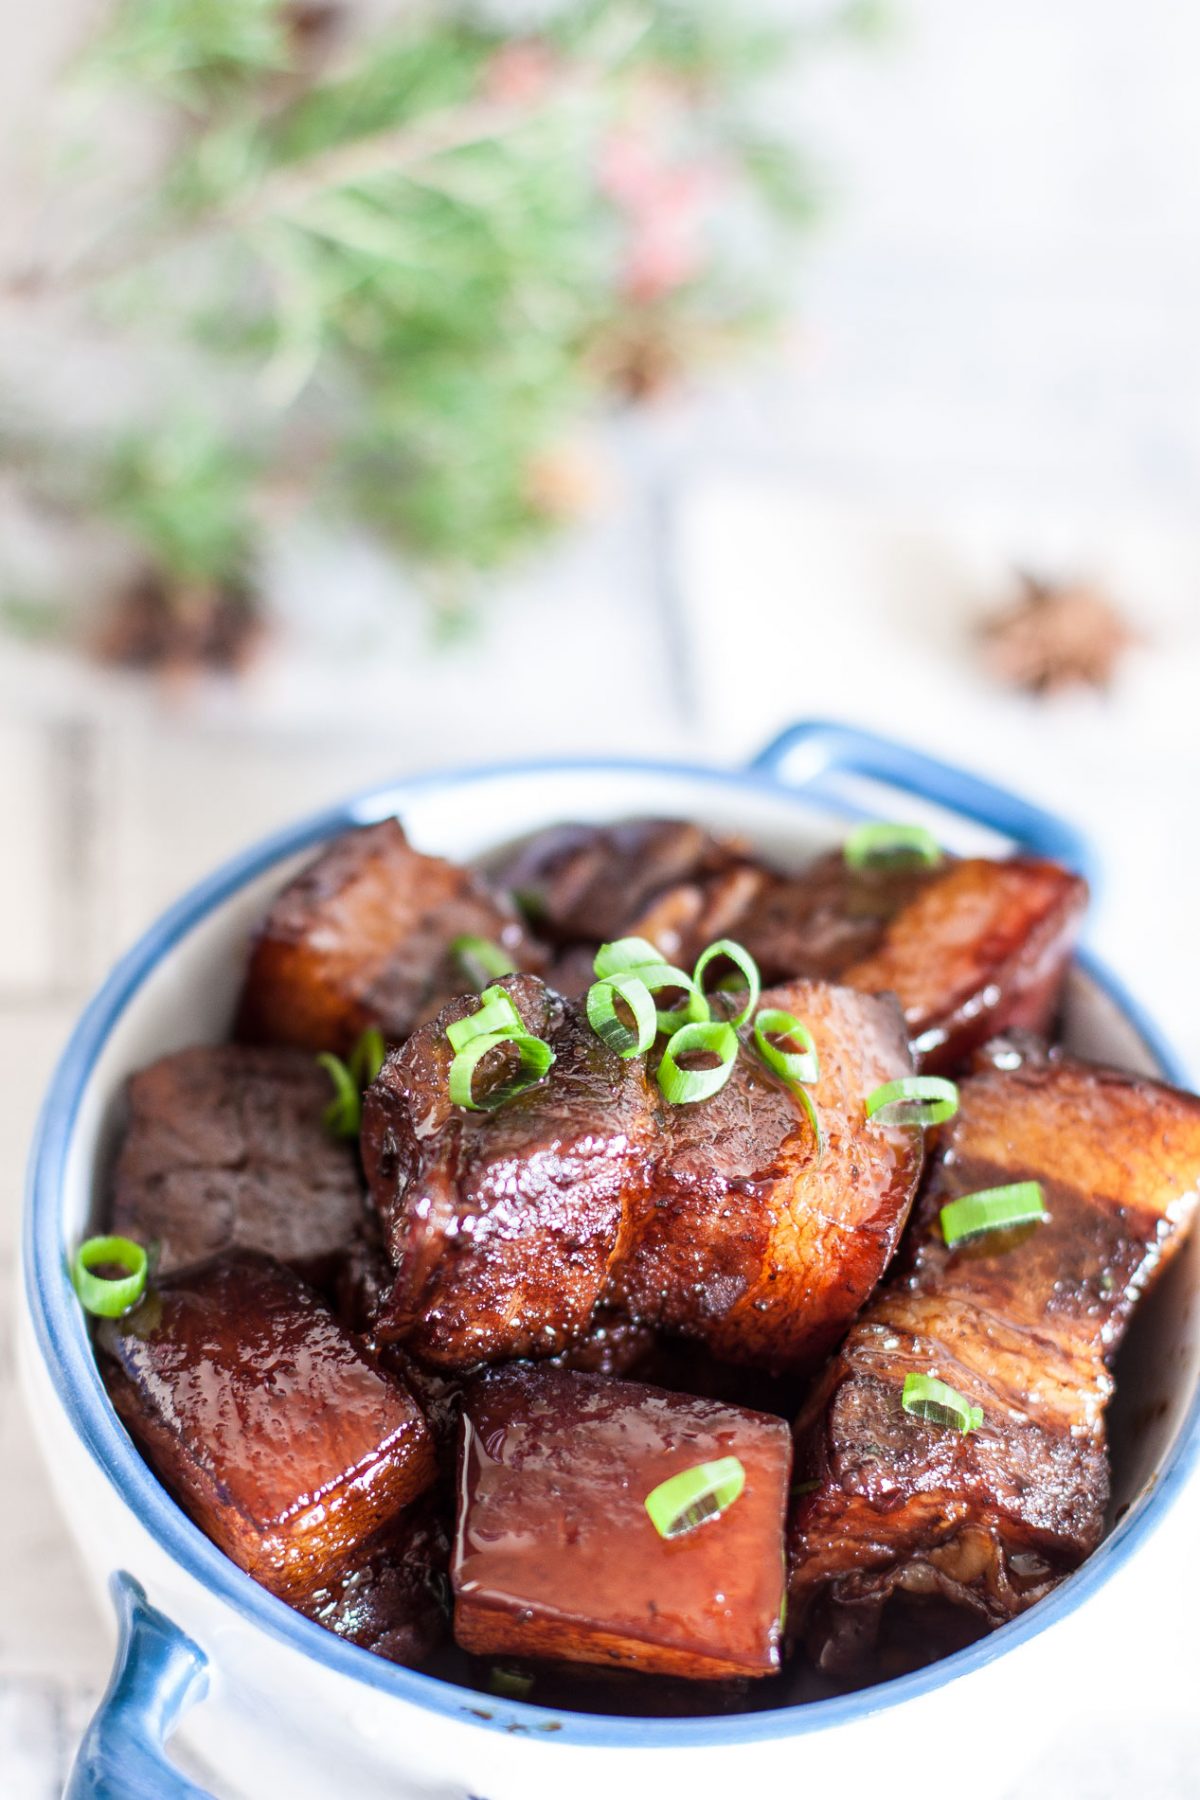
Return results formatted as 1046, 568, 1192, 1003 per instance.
19, 731, 1200, 1800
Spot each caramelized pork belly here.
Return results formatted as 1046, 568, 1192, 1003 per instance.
497, 818, 750, 947
99, 1251, 436, 1602
452, 1366, 791, 1678
731, 851, 935, 985
361, 975, 659, 1366
237, 820, 540, 1056
610, 981, 924, 1373
788, 1049, 1200, 1673
841, 857, 1088, 1072
299, 1495, 450, 1667
110, 1046, 366, 1282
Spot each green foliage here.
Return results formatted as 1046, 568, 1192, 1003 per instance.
13, 0, 861, 618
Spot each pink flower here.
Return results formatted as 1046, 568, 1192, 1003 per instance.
483, 41, 557, 108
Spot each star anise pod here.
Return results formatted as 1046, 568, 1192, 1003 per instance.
980, 573, 1139, 696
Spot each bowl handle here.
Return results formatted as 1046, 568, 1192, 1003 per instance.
66, 1571, 214, 1800
746, 719, 1097, 882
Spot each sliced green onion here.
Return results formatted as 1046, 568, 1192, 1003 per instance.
693, 938, 761, 1028
317, 1052, 362, 1138
865, 1076, 959, 1128
644, 1456, 746, 1539
452, 934, 516, 989
348, 1025, 386, 1089
448, 1030, 555, 1111
657, 1020, 739, 1105
317, 1026, 387, 1138
754, 1008, 820, 1086
793, 1081, 825, 1158
446, 986, 524, 1053
940, 1181, 1047, 1247
628, 961, 710, 1035
488, 1666, 534, 1699
594, 936, 662, 979
844, 822, 942, 871
71, 1235, 149, 1319
586, 972, 657, 1058
901, 1372, 983, 1434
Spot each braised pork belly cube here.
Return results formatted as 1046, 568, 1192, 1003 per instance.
237, 821, 540, 1057
98, 1251, 436, 1603
452, 1366, 791, 1679
788, 1045, 1200, 1674
731, 852, 1086, 1074
362, 975, 659, 1367
110, 1046, 367, 1282
609, 980, 925, 1373
299, 1495, 451, 1668
497, 818, 750, 947
840, 856, 1088, 1072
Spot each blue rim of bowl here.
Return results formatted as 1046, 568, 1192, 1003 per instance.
22, 752, 1200, 1749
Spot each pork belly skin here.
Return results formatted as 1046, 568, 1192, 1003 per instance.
788, 1046, 1200, 1673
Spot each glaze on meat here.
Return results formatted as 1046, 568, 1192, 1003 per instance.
237, 820, 540, 1056
99, 1250, 436, 1602
788, 1044, 1200, 1673
110, 1046, 367, 1283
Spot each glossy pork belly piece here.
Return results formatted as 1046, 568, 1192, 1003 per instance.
110, 1046, 366, 1282
788, 1048, 1200, 1673
729, 851, 934, 986
497, 818, 748, 947
236, 820, 538, 1057
98, 1251, 437, 1602
299, 1495, 451, 1668
611, 980, 924, 1373
841, 856, 1088, 1072
361, 975, 659, 1366
453, 1365, 792, 1678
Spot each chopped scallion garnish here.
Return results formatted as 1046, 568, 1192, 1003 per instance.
448, 1030, 555, 1111
901, 1372, 983, 1434
317, 1025, 387, 1138
940, 1181, 1047, 1247
488, 1666, 534, 1699
71, 1235, 149, 1319
844, 822, 942, 871
452, 934, 517, 989
349, 1025, 386, 1088
753, 1008, 820, 1087
644, 1456, 746, 1539
586, 972, 657, 1059
692, 938, 761, 1028
446, 986, 524, 1052
865, 1075, 959, 1128
656, 1020, 739, 1105
593, 936, 663, 979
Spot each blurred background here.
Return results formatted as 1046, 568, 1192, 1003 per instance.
3, 2, 1198, 1792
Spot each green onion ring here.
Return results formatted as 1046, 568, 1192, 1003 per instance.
644, 1456, 746, 1539
71, 1235, 149, 1319
488, 1667, 534, 1699
865, 1075, 959, 1127
753, 1008, 820, 1086
901, 1372, 983, 1434
594, 936, 663, 979
625, 961, 710, 1035
586, 973, 657, 1058
448, 1030, 555, 1111
657, 1020, 739, 1105
348, 1025, 386, 1088
940, 1181, 1047, 1248
316, 1052, 362, 1138
693, 938, 761, 1028
452, 934, 517, 989
446, 988, 524, 1053
844, 821, 942, 871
